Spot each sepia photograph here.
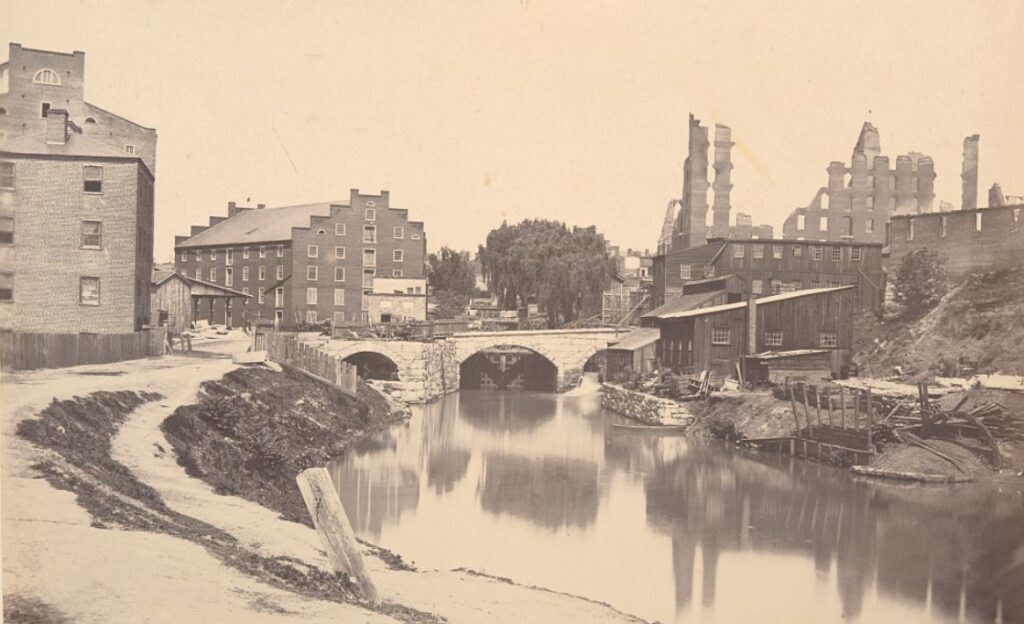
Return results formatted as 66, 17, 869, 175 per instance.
1, 1, 1023, 622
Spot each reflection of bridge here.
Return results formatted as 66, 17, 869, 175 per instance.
321, 327, 627, 401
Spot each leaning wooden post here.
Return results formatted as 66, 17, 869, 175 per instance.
826, 386, 834, 426
839, 386, 847, 429
296, 467, 380, 604
865, 389, 874, 452
814, 385, 823, 427
853, 389, 861, 431
788, 379, 802, 433
801, 382, 813, 436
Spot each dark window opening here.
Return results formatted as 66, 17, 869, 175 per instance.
85, 117, 96, 124
41, 102, 51, 118
83, 165, 103, 193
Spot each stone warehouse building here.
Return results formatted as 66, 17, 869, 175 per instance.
651, 238, 884, 312
0, 45, 156, 335
175, 189, 426, 327
887, 203, 1024, 280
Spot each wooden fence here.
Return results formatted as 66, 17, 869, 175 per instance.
266, 332, 358, 396
0, 327, 166, 371
743, 380, 876, 466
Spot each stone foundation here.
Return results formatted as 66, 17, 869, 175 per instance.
599, 383, 695, 427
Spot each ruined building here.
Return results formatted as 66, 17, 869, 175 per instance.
781, 123, 937, 244
662, 114, 773, 253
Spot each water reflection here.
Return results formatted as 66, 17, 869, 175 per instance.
328, 386, 1024, 623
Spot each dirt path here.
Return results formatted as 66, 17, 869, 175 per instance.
3, 336, 646, 624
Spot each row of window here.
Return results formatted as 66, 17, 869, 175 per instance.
198, 264, 410, 287
708, 327, 838, 348
905, 209, 1020, 241
183, 245, 285, 262
0, 275, 101, 305
731, 243, 863, 261
303, 245, 404, 262
0, 219, 104, 248
796, 214, 876, 235
0, 162, 109, 193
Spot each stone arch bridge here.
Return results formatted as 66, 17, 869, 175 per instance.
318, 328, 628, 402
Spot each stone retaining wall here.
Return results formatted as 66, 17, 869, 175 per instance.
599, 383, 696, 427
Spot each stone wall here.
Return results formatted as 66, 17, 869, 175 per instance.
322, 337, 458, 404
599, 383, 695, 427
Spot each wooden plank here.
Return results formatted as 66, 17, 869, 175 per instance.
852, 388, 860, 431
814, 385, 822, 427
826, 386, 834, 426
801, 382, 813, 436
865, 389, 873, 450
787, 379, 802, 432
295, 467, 380, 604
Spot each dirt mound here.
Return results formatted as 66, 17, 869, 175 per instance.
687, 391, 796, 442
872, 439, 991, 480
855, 267, 1024, 378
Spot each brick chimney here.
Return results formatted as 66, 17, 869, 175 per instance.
45, 109, 69, 145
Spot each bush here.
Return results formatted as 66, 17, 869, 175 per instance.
892, 248, 948, 319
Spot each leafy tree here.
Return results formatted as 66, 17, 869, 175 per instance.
892, 248, 948, 319
431, 289, 470, 319
427, 247, 477, 297
478, 220, 615, 327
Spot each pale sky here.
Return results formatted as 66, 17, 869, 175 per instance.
3, 0, 1023, 262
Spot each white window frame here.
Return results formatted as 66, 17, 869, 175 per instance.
393, 269, 403, 277
335, 223, 347, 236
307, 244, 318, 258
393, 226, 404, 239
751, 279, 763, 294
79, 276, 100, 306
711, 327, 730, 346
225, 249, 233, 266
258, 266, 266, 281
307, 266, 318, 281
363, 225, 377, 243
81, 220, 102, 249
797, 214, 806, 230
275, 287, 284, 307
242, 266, 250, 281
765, 330, 783, 347
393, 249, 404, 262
365, 208, 376, 221
866, 219, 875, 234
225, 267, 233, 287
1, 161, 16, 190
334, 288, 345, 306
363, 248, 377, 267
209, 248, 217, 260
850, 247, 863, 262
752, 244, 764, 260
831, 246, 842, 262
772, 244, 784, 259
335, 246, 346, 260
242, 246, 250, 259
820, 331, 838, 348
277, 245, 284, 258
258, 288, 265, 304
306, 287, 318, 305
276, 265, 284, 280
124, 144, 136, 155
811, 246, 824, 261
733, 244, 745, 259
259, 245, 266, 258
209, 268, 216, 281
334, 267, 346, 282
33, 69, 61, 85
680, 264, 691, 280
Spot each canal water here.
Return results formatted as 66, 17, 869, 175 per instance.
328, 377, 1024, 623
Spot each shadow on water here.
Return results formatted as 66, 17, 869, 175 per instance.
327, 386, 1024, 623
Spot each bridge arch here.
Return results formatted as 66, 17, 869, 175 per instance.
326, 342, 415, 381
458, 343, 560, 391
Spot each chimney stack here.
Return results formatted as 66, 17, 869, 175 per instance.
961, 134, 980, 210
712, 124, 734, 231
44, 109, 69, 145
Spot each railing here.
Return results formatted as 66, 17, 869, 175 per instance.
266, 332, 358, 396
330, 319, 471, 341
0, 327, 166, 371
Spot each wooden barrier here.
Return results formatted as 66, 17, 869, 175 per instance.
266, 332, 358, 396
777, 379, 875, 466
296, 467, 380, 603
0, 328, 165, 371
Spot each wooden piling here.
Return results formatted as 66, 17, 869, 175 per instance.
826, 386, 834, 426
814, 385, 822, 427
788, 379, 802, 432
296, 467, 380, 604
852, 389, 860, 430
801, 383, 813, 436
839, 386, 846, 429
865, 389, 874, 451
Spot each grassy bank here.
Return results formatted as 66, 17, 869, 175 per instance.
160, 366, 404, 529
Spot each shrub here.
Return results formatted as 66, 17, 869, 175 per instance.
892, 248, 948, 319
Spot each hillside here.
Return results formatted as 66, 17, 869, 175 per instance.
854, 267, 1024, 379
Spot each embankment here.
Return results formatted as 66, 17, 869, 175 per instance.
161, 366, 404, 527
598, 383, 695, 426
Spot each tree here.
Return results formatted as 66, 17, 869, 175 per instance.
427, 247, 477, 297
478, 220, 615, 327
892, 248, 948, 319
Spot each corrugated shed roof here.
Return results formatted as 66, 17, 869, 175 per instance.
608, 328, 661, 351
655, 286, 855, 319
176, 202, 340, 248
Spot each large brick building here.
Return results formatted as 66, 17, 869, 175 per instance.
175, 190, 426, 327
886, 203, 1024, 279
651, 238, 885, 312
0, 44, 157, 334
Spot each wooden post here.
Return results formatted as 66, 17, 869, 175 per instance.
866, 389, 874, 451
788, 379, 802, 432
814, 385, 823, 427
801, 382, 813, 436
826, 386, 834, 426
296, 467, 380, 604
852, 389, 861, 431
840, 386, 847, 429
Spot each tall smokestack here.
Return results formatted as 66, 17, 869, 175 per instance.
961, 134, 979, 210
712, 124, 734, 232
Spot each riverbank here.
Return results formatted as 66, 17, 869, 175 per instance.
1, 336, 649, 624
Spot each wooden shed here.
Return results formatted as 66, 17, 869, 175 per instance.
605, 328, 660, 382
150, 271, 251, 334
651, 286, 856, 379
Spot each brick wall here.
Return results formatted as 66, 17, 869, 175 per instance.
1, 156, 147, 334
887, 205, 1024, 279
290, 190, 427, 325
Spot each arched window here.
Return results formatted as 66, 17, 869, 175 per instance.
33, 69, 62, 86
84, 117, 96, 124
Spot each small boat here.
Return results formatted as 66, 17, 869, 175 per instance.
610, 422, 688, 433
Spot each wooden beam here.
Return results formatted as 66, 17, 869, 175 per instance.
814, 385, 823, 428
840, 386, 846, 429
826, 386, 834, 426
296, 467, 380, 604
788, 379, 802, 432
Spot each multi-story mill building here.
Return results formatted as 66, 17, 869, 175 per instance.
175, 189, 426, 327
0, 43, 157, 334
